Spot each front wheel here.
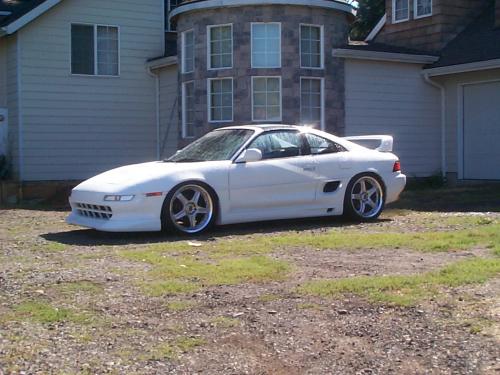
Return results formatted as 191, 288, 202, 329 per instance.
343, 173, 385, 221
162, 182, 216, 234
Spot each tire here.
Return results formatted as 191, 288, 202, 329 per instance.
161, 182, 217, 234
343, 173, 385, 221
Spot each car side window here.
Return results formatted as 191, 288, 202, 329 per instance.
305, 133, 346, 155
249, 131, 304, 160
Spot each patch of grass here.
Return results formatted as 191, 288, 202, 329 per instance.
120, 249, 290, 296
166, 300, 197, 312
258, 293, 281, 302
12, 301, 93, 324
147, 343, 177, 361
175, 337, 205, 352
210, 316, 240, 328
55, 280, 104, 295
40, 241, 67, 252
145, 337, 206, 362
297, 302, 322, 310
298, 257, 500, 306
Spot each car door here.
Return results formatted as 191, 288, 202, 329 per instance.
229, 130, 317, 212
303, 132, 352, 208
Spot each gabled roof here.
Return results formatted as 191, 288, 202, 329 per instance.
0, 0, 61, 34
428, 4, 500, 68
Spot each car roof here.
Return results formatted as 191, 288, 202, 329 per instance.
218, 124, 302, 132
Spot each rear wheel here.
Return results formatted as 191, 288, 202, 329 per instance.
343, 173, 385, 221
162, 182, 215, 234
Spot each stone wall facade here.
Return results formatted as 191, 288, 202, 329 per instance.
173, 4, 351, 147
376, 0, 490, 53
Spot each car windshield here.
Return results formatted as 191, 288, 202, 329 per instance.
166, 129, 254, 162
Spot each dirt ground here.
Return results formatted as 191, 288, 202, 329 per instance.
0, 185, 499, 374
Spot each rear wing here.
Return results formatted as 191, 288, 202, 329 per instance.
343, 135, 393, 152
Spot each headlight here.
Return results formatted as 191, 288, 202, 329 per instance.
104, 195, 135, 202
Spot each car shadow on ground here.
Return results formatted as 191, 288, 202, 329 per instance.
41, 216, 393, 247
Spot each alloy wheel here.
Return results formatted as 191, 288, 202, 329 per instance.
169, 184, 214, 234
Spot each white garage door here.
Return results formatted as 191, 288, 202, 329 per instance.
463, 81, 500, 180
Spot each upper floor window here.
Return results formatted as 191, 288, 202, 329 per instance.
251, 23, 281, 68
300, 78, 324, 129
300, 25, 323, 69
208, 78, 233, 122
415, 0, 432, 18
71, 24, 119, 76
252, 77, 282, 122
182, 29, 195, 73
208, 24, 232, 70
392, 0, 409, 23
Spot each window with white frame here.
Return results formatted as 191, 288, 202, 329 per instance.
300, 25, 323, 69
71, 24, 119, 76
300, 78, 323, 129
392, 0, 409, 22
182, 29, 194, 73
251, 23, 281, 68
252, 77, 281, 121
415, 0, 432, 18
208, 24, 232, 69
208, 78, 233, 122
182, 81, 195, 138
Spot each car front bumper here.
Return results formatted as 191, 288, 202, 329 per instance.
66, 189, 164, 232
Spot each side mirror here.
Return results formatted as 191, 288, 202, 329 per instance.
235, 148, 262, 163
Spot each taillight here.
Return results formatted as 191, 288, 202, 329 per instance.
393, 161, 401, 173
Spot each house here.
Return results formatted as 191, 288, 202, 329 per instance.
336, 0, 500, 180
0, 0, 499, 191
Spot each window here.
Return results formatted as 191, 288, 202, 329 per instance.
71, 24, 119, 76
208, 78, 233, 122
252, 77, 281, 122
300, 78, 323, 129
415, 0, 432, 18
208, 24, 232, 69
182, 81, 195, 138
305, 133, 346, 155
182, 29, 194, 73
249, 131, 303, 160
251, 23, 281, 68
392, 0, 409, 22
300, 25, 323, 69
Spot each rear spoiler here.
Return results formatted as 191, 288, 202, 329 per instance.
343, 135, 394, 152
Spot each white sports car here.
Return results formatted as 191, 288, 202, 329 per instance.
67, 125, 406, 234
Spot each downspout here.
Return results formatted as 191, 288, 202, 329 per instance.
423, 72, 447, 181
147, 67, 161, 160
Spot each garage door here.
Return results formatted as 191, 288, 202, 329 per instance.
463, 81, 500, 180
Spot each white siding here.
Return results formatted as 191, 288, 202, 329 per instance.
158, 65, 179, 160
345, 60, 441, 177
17, 0, 164, 181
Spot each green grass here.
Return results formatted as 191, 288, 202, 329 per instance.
55, 281, 104, 295
145, 337, 206, 361
210, 316, 241, 328
298, 257, 500, 306
166, 300, 197, 312
120, 249, 290, 296
40, 242, 67, 252
11, 301, 93, 324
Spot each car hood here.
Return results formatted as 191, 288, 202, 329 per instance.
74, 161, 221, 193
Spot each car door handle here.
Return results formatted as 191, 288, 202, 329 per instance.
303, 166, 316, 172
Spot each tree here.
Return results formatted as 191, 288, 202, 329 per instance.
349, 0, 386, 41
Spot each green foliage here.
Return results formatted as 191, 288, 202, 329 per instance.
12, 301, 92, 324
350, 0, 386, 41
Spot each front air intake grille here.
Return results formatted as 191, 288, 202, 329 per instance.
75, 203, 113, 220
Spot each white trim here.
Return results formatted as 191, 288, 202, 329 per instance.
207, 23, 233, 71
181, 29, 195, 74
16, 33, 24, 181
299, 24, 324, 70
365, 14, 386, 42
147, 56, 178, 70
423, 59, 500, 76
414, 0, 433, 19
392, 0, 409, 24
299, 77, 325, 131
457, 78, 500, 180
207, 77, 234, 123
169, 0, 356, 21
181, 81, 195, 139
332, 48, 439, 64
70, 23, 120, 77
4, 0, 62, 34
251, 76, 282, 123
251, 22, 282, 69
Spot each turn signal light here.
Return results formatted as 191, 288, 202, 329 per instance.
145, 192, 163, 197
393, 161, 401, 173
